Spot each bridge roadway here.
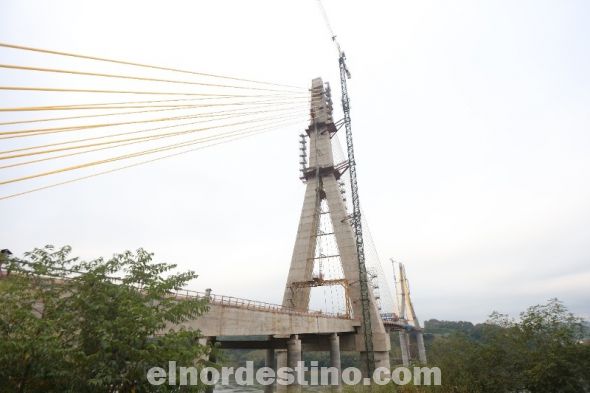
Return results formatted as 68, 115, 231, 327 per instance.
169, 289, 408, 352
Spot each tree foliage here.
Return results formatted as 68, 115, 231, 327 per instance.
428, 299, 590, 393
0, 245, 211, 393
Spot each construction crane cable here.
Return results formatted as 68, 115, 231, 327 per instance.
316, 0, 336, 38
0, 63, 304, 94
0, 105, 310, 156
0, 116, 307, 187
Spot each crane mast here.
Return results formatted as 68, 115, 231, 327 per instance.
337, 46, 375, 374
317, 0, 376, 374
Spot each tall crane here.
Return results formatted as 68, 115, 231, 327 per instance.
316, 0, 375, 374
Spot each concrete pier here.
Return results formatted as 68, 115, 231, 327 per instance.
417, 332, 427, 364
287, 335, 302, 393
399, 331, 410, 366
329, 333, 342, 392
276, 349, 287, 393
265, 347, 276, 393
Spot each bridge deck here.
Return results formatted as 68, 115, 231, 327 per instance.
170, 289, 359, 337
170, 290, 411, 338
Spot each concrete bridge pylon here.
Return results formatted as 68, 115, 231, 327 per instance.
281, 78, 391, 375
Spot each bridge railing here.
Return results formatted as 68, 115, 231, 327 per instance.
0, 266, 351, 320
380, 312, 399, 321
172, 288, 351, 320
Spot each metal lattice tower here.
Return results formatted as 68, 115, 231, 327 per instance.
338, 51, 376, 375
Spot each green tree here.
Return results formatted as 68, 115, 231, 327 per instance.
429, 299, 590, 393
518, 299, 589, 393
0, 245, 211, 393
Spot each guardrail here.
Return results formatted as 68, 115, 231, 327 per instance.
0, 267, 352, 320
172, 288, 351, 320
380, 312, 399, 321
379, 314, 422, 331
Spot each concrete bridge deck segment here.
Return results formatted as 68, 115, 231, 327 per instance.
170, 289, 359, 337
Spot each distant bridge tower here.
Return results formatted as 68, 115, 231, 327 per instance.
394, 261, 427, 365
281, 78, 391, 374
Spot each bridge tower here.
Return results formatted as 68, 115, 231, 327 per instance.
394, 261, 428, 365
281, 78, 391, 374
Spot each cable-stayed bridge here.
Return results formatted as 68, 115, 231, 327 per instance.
0, 42, 426, 392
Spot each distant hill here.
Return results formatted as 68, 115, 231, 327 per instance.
424, 319, 476, 335
425, 317, 590, 341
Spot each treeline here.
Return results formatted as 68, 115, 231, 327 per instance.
424, 319, 478, 335
424, 316, 590, 341
424, 299, 590, 393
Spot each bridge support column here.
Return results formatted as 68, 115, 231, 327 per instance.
416, 332, 427, 364
399, 331, 410, 366
287, 335, 302, 393
265, 346, 276, 393
329, 333, 342, 392
276, 349, 287, 393
205, 338, 217, 393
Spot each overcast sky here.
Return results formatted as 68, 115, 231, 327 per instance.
1, 0, 589, 323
